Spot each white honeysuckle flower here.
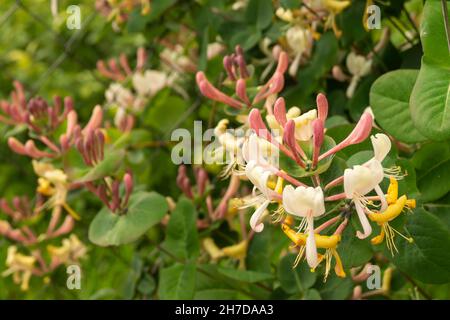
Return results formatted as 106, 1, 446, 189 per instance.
207, 42, 225, 60
114, 107, 127, 128
275, 7, 294, 22
293, 109, 317, 141
105, 83, 133, 108
344, 133, 392, 239
244, 161, 280, 232
242, 133, 280, 168
132, 70, 167, 97
371, 133, 391, 162
282, 185, 325, 268
286, 26, 312, 77
346, 52, 373, 98
346, 52, 372, 77
213, 119, 246, 177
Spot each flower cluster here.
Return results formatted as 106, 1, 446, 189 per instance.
0, 83, 136, 289
196, 46, 416, 281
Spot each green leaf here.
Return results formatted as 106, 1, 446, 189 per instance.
316, 274, 353, 300
217, 267, 274, 283
370, 69, 427, 143
144, 95, 187, 133
245, 0, 273, 30
338, 222, 373, 269
420, 1, 450, 68
410, 59, 450, 141
89, 192, 168, 246
158, 263, 196, 299
278, 254, 316, 294
412, 142, 450, 202
409, 1, 450, 140
76, 150, 125, 183
137, 274, 156, 296
162, 197, 199, 260
392, 208, 450, 284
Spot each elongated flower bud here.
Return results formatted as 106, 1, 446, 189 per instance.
319, 112, 373, 161
274, 97, 287, 127
316, 93, 328, 122
235, 79, 250, 106
8, 137, 27, 155
196, 72, 243, 109
312, 119, 324, 168
83, 105, 103, 134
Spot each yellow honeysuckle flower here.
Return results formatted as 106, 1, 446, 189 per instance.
47, 235, 87, 265
324, 0, 351, 14
2, 246, 36, 291
282, 223, 345, 280
368, 177, 416, 255
202, 238, 225, 261
33, 161, 80, 220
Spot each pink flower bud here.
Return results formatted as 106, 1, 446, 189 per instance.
136, 47, 147, 72
273, 97, 287, 127
283, 120, 305, 167
316, 93, 328, 122
236, 54, 249, 79
248, 109, 270, 141
83, 105, 103, 134
196, 72, 243, 109
119, 53, 132, 76
66, 110, 78, 138
123, 172, 133, 207
8, 137, 27, 155
319, 112, 373, 161
312, 119, 324, 168
236, 79, 250, 106
63, 96, 74, 115
275, 51, 289, 75
195, 168, 208, 196
97, 60, 116, 79
223, 56, 236, 81
52, 216, 74, 237
25, 140, 54, 158
111, 180, 121, 212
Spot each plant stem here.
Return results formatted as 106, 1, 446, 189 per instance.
441, 0, 450, 54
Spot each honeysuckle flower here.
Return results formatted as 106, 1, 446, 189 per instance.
282, 185, 325, 267
292, 109, 317, 141
244, 161, 283, 232
2, 246, 36, 291
47, 234, 87, 268
346, 52, 373, 98
132, 70, 168, 97
308, 0, 351, 37
33, 161, 80, 222
282, 222, 345, 280
242, 133, 280, 168
368, 177, 416, 255
213, 119, 246, 177
276, 7, 294, 23
343, 134, 392, 239
285, 26, 313, 77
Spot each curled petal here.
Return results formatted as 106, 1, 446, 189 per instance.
250, 200, 270, 232
355, 200, 372, 239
